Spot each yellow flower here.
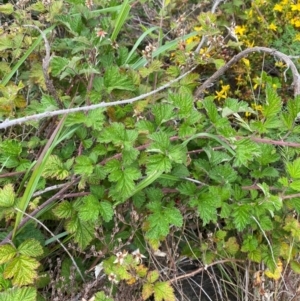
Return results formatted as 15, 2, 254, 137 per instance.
291, 3, 300, 11
294, 33, 300, 41
275, 61, 286, 68
215, 85, 230, 101
194, 26, 202, 31
234, 25, 246, 36
273, 4, 283, 12
215, 90, 226, 101
221, 85, 230, 94
294, 20, 300, 27
268, 23, 277, 31
242, 58, 250, 68
245, 40, 255, 47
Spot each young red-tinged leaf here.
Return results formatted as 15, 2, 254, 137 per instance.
18, 239, 43, 257
4, 255, 39, 286
0, 244, 17, 264
0, 184, 15, 208
153, 281, 175, 301
142, 282, 154, 300
147, 270, 159, 283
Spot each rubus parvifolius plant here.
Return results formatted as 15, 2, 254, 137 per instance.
1, 0, 300, 300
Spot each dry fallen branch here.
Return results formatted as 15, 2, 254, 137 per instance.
194, 46, 300, 98
0, 68, 195, 130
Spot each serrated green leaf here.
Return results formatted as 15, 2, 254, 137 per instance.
18, 239, 43, 257
98, 201, 113, 222
78, 195, 100, 222
85, 108, 105, 130
177, 182, 197, 196
0, 184, 15, 208
95, 291, 114, 301
209, 163, 237, 183
190, 193, 218, 226
202, 97, 219, 123
65, 216, 94, 249
53, 201, 73, 218
148, 131, 171, 151
147, 154, 172, 173
0, 3, 14, 14
50, 56, 69, 77
0, 140, 22, 157
142, 282, 154, 300
74, 155, 94, 175
109, 166, 141, 198
104, 66, 135, 93
56, 14, 83, 35
147, 270, 159, 283
0, 245, 17, 264
0, 287, 37, 301
232, 204, 251, 231
234, 138, 261, 167
290, 260, 300, 274
146, 202, 182, 239
4, 255, 39, 286
262, 84, 282, 118
224, 237, 239, 255
241, 235, 258, 252
152, 103, 175, 125
153, 281, 175, 301
287, 158, 300, 179
42, 155, 70, 180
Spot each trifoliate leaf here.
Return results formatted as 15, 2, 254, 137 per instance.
0, 244, 17, 264
153, 281, 175, 301
65, 216, 94, 249
109, 167, 141, 198
0, 184, 15, 208
78, 195, 100, 222
4, 255, 39, 286
104, 66, 135, 93
74, 155, 94, 175
42, 155, 70, 180
18, 239, 43, 257
53, 201, 73, 219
